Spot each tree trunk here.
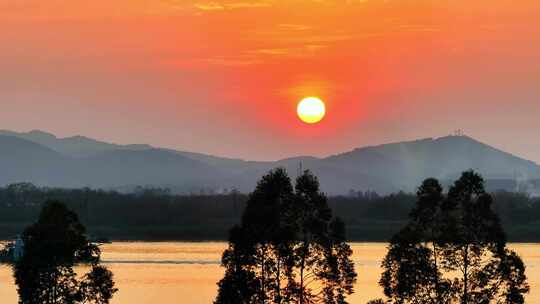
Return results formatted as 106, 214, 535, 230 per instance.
261, 262, 265, 304
432, 242, 441, 304
299, 236, 308, 304
299, 257, 305, 304
261, 245, 266, 304
276, 251, 281, 304
462, 245, 469, 304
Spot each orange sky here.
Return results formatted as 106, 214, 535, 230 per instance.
1, 0, 539, 162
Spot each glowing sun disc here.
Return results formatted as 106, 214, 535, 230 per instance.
297, 97, 326, 124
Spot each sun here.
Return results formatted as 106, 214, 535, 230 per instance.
297, 97, 326, 124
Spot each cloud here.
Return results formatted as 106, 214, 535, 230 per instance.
278, 24, 313, 31
194, 1, 271, 11
398, 24, 441, 33
228, 2, 272, 8
166, 43, 328, 69
250, 44, 327, 58
203, 56, 261, 66
194, 2, 226, 10
165, 55, 261, 68
254, 48, 290, 55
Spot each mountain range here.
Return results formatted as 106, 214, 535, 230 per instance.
1, 129, 539, 195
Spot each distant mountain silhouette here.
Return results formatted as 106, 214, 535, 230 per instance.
323, 136, 540, 192
0, 135, 74, 187
1, 130, 539, 194
0, 130, 152, 158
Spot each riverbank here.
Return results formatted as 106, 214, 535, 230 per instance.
2, 219, 540, 242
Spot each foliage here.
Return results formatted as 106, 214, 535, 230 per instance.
380, 171, 529, 304
13, 201, 117, 304
0, 182, 540, 241
215, 169, 357, 304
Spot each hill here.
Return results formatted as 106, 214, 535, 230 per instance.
1, 130, 539, 194
0, 130, 152, 158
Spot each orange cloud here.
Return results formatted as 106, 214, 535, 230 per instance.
194, 1, 271, 11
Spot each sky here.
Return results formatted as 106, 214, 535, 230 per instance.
1, 0, 539, 162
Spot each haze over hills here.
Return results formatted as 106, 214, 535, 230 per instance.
0, 130, 153, 158
1, 130, 539, 195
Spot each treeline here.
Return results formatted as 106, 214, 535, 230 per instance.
0, 183, 539, 241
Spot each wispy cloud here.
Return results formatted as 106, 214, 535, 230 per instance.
228, 2, 272, 8
194, 1, 271, 11
250, 44, 327, 58
278, 24, 313, 31
254, 48, 290, 55
166, 43, 327, 69
203, 56, 261, 66
194, 2, 226, 11
398, 24, 441, 33
165, 55, 261, 68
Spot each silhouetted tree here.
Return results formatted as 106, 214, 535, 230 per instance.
79, 265, 117, 304
13, 201, 117, 304
380, 171, 529, 304
215, 169, 357, 304
6, 183, 38, 206
215, 226, 261, 303
288, 173, 356, 304
2, 184, 540, 242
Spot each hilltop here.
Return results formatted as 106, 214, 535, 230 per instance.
1, 130, 539, 194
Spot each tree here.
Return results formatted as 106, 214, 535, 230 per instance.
215, 169, 357, 304
6, 182, 38, 206
79, 265, 117, 304
214, 226, 261, 304
13, 201, 117, 304
380, 171, 529, 304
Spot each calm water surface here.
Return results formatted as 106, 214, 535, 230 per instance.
1, 242, 539, 303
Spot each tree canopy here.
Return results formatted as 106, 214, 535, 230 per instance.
380, 171, 529, 304
0, 183, 539, 242
13, 200, 117, 304
215, 169, 357, 304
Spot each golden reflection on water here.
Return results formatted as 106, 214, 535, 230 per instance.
1, 242, 538, 303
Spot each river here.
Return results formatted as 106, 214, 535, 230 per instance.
1, 242, 539, 303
